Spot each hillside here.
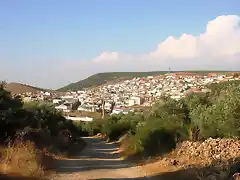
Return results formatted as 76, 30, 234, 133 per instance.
58, 71, 170, 91
57, 70, 233, 91
5, 82, 49, 94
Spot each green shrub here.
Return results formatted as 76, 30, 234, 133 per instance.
102, 121, 132, 141
123, 130, 175, 158
123, 115, 181, 157
186, 81, 240, 140
81, 119, 104, 136
143, 128, 176, 156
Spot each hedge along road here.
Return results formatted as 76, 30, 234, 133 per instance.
51, 136, 149, 180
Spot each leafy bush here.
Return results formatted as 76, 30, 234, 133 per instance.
81, 119, 104, 136
186, 81, 240, 140
123, 114, 185, 158
102, 121, 132, 141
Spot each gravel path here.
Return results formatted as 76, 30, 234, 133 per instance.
51, 136, 148, 180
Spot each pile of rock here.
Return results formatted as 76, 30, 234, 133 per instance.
158, 138, 240, 180
176, 138, 240, 162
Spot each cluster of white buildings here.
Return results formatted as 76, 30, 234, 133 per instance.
52, 72, 239, 115
17, 72, 239, 118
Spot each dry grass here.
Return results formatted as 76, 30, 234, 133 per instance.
0, 132, 86, 179
0, 137, 44, 178
5, 83, 41, 94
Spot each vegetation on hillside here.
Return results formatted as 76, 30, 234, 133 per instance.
79, 80, 240, 158
0, 82, 85, 179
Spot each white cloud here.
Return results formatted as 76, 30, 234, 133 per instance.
92, 52, 120, 63
1, 15, 240, 89
91, 15, 240, 64
150, 15, 240, 59
150, 34, 199, 59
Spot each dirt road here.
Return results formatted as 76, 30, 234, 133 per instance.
50, 136, 230, 180
51, 136, 148, 180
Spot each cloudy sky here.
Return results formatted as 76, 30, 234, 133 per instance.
0, 0, 239, 89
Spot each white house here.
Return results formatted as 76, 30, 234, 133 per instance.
53, 99, 62, 104
104, 102, 112, 110
126, 99, 135, 106
77, 105, 89, 111
111, 108, 129, 115
111, 109, 123, 115
44, 92, 51, 96
77, 104, 97, 112
22, 96, 32, 103
55, 104, 70, 112
61, 95, 75, 103
130, 96, 142, 105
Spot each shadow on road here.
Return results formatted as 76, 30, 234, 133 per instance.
54, 159, 133, 172
53, 136, 135, 173
0, 174, 42, 180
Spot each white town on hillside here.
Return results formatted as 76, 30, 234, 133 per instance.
15, 72, 239, 121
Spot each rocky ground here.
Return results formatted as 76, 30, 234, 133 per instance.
143, 138, 240, 180
176, 138, 240, 163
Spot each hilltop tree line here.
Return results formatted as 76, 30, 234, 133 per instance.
78, 80, 240, 158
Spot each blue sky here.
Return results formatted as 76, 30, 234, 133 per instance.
0, 0, 239, 88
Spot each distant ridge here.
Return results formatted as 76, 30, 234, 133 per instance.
5, 82, 51, 94
58, 70, 234, 92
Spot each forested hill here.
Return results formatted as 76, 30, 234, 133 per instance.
57, 70, 232, 92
